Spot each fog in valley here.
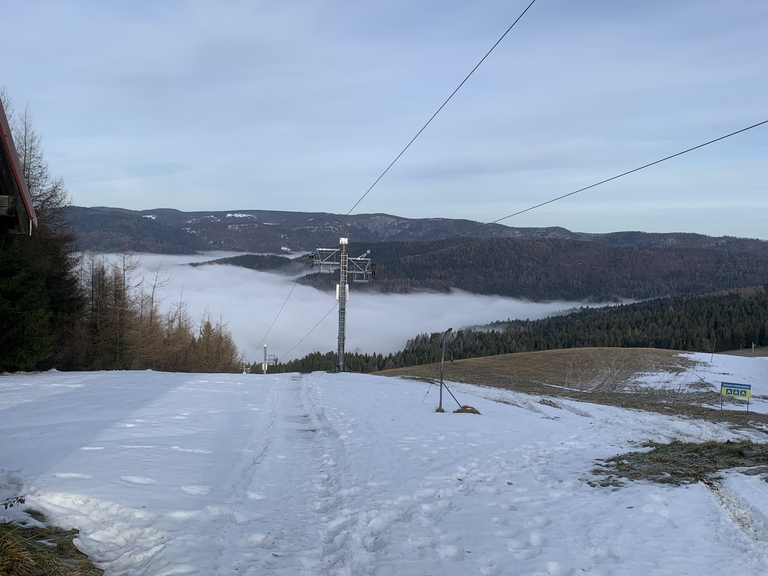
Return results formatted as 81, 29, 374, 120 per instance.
121, 253, 599, 364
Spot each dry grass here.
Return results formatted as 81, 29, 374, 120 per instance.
454, 405, 481, 415
590, 440, 768, 487
0, 511, 102, 576
378, 347, 768, 430
722, 346, 768, 358
381, 347, 692, 392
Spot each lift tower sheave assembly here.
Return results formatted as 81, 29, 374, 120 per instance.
310, 237, 374, 372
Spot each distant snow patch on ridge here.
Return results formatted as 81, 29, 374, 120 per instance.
226, 213, 255, 219
366, 215, 405, 238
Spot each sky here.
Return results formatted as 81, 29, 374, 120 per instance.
2, 0, 766, 239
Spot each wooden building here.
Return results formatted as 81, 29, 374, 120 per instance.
0, 98, 37, 234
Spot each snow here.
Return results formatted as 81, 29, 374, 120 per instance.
634, 352, 768, 414
2, 369, 768, 575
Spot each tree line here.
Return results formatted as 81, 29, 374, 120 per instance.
215, 237, 768, 302
0, 89, 240, 373
70, 253, 240, 372
326, 238, 768, 301
272, 287, 768, 374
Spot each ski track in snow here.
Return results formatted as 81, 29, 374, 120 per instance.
1, 365, 768, 575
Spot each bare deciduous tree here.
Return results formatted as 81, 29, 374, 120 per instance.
0, 88, 70, 226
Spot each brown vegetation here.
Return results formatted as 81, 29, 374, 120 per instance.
73, 253, 241, 372
378, 347, 768, 430
0, 512, 102, 576
723, 346, 768, 358
591, 440, 768, 487
454, 405, 481, 415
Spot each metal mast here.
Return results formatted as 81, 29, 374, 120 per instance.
310, 237, 374, 372
439, 328, 453, 412
337, 239, 348, 372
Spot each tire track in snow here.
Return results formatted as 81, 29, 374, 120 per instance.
208, 377, 285, 574
706, 481, 768, 567
208, 374, 358, 575
301, 376, 371, 575
300, 379, 487, 574
300, 376, 444, 575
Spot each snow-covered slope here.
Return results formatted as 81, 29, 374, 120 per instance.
1, 370, 767, 575
634, 352, 768, 414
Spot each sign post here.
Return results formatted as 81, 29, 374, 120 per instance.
720, 382, 752, 412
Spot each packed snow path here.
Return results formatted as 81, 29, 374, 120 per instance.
2, 370, 768, 575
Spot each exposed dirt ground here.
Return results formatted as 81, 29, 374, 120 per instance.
377, 347, 768, 431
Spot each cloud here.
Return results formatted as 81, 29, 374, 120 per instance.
127, 252, 597, 363
4, 1, 766, 239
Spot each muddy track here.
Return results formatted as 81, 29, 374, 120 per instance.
706, 480, 768, 569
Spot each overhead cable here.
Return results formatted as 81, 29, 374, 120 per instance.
450, 119, 768, 239
248, 261, 310, 361
256, 0, 539, 359
278, 303, 338, 361
323, 0, 540, 241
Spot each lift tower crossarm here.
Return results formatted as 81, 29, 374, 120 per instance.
310, 247, 373, 282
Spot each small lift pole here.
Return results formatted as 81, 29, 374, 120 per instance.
261, 344, 278, 374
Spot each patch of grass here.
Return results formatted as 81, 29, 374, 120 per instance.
382, 347, 693, 393
454, 405, 481, 415
538, 398, 561, 409
591, 440, 768, 487
22, 510, 45, 523
722, 346, 768, 358
0, 511, 103, 576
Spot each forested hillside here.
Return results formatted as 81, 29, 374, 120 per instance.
191, 253, 306, 274
274, 288, 768, 373
346, 239, 768, 300
71, 206, 207, 254
211, 238, 768, 302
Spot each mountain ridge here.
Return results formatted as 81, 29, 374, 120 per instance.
67, 205, 768, 255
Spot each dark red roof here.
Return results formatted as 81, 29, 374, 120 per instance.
0, 99, 37, 231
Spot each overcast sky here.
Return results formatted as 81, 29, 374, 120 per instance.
3, 0, 766, 239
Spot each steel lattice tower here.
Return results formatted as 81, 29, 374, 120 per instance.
310, 238, 374, 371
